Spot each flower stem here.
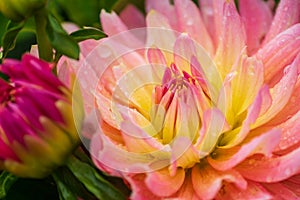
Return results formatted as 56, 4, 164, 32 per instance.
34, 8, 52, 62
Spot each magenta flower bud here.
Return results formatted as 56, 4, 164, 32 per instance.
0, 54, 82, 178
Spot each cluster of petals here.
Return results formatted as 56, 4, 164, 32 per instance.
0, 54, 80, 178
58, 0, 300, 199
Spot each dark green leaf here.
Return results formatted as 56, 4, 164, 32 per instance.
0, 13, 10, 46
53, 166, 97, 200
99, 0, 119, 11
1, 21, 25, 59
5, 177, 59, 200
70, 29, 107, 43
53, 174, 77, 200
56, 0, 100, 26
0, 72, 9, 80
0, 171, 18, 198
6, 31, 36, 60
47, 13, 66, 34
67, 156, 126, 200
46, 14, 79, 60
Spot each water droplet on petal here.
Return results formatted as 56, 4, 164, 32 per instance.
285, 168, 292, 176
98, 46, 112, 58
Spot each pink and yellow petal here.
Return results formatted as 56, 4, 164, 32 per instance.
254, 57, 298, 128
174, 0, 214, 55
264, 0, 300, 44
262, 182, 300, 200
192, 164, 247, 200
170, 137, 200, 170
208, 129, 281, 171
236, 147, 300, 183
220, 85, 272, 147
126, 174, 162, 200
216, 181, 272, 200
145, 167, 185, 197
195, 108, 229, 155
257, 24, 300, 86
239, 0, 273, 54
145, 0, 178, 30
213, 0, 246, 78
231, 54, 264, 116
119, 5, 145, 29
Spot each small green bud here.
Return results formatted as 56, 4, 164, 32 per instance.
0, 0, 47, 21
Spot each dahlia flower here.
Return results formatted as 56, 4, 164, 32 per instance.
61, 0, 300, 199
0, 54, 81, 178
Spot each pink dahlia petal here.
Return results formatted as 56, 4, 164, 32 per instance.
217, 181, 272, 200
210, 0, 225, 46
146, 48, 168, 81
262, 182, 300, 200
262, 53, 300, 128
145, 168, 185, 197
100, 10, 128, 36
257, 24, 300, 85
0, 138, 18, 161
146, 10, 177, 54
208, 129, 281, 171
199, 0, 216, 47
264, 0, 300, 44
125, 174, 161, 200
190, 56, 221, 103
120, 111, 164, 153
168, 174, 199, 200
1, 55, 63, 93
275, 110, 300, 152
192, 164, 247, 200
214, 0, 246, 77
174, 0, 214, 55
195, 108, 229, 155
236, 147, 300, 182
231, 54, 264, 116
239, 0, 273, 54
91, 126, 172, 174
0, 108, 37, 144
170, 137, 200, 170
221, 85, 271, 147
145, 0, 178, 30
282, 175, 300, 196
254, 56, 298, 127
119, 5, 145, 29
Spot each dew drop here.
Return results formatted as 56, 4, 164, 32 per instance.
248, 65, 255, 76
98, 46, 112, 58
285, 168, 292, 176
186, 19, 193, 26
266, 176, 273, 182
248, 159, 255, 165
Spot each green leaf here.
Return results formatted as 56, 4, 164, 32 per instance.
53, 166, 97, 200
5, 177, 59, 200
53, 174, 77, 200
56, 0, 100, 26
99, 0, 119, 11
0, 13, 10, 46
0, 171, 18, 199
67, 156, 126, 200
1, 20, 25, 59
46, 14, 79, 60
70, 28, 107, 43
